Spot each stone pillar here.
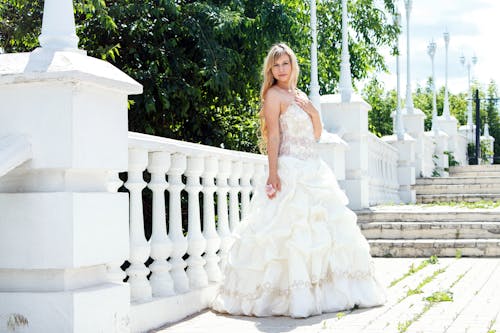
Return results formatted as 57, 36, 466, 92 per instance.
315, 135, 348, 185
321, 93, 370, 210
0, 1, 142, 331
402, 109, 426, 177
385, 134, 417, 203
429, 130, 449, 177
480, 124, 495, 164
436, 115, 461, 164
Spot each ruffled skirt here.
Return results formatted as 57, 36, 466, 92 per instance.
211, 155, 386, 318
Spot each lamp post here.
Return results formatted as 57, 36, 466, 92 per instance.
443, 30, 451, 119
339, 0, 353, 102
427, 40, 437, 132
309, 0, 321, 112
394, 11, 405, 140
404, 0, 414, 113
460, 53, 478, 143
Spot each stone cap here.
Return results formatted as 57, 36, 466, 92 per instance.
381, 133, 416, 142
320, 92, 369, 105
0, 48, 142, 94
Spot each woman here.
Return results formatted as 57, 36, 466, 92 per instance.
211, 43, 386, 318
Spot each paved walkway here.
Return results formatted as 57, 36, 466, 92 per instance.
152, 258, 500, 333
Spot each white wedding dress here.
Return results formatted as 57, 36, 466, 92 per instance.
211, 102, 386, 318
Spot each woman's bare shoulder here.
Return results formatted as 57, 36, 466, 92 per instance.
265, 86, 291, 104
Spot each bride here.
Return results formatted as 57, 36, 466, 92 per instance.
211, 43, 386, 318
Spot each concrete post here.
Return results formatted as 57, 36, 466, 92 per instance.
0, 0, 142, 331
321, 94, 370, 210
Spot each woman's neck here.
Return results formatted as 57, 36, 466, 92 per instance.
275, 82, 293, 92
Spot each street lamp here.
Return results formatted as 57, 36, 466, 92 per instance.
394, 11, 405, 140
460, 53, 478, 143
404, 0, 414, 113
309, 0, 321, 113
443, 30, 451, 119
339, 0, 353, 103
427, 40, 437, 132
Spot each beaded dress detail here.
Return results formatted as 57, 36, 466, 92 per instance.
279, 102, 318, 160
211, 103, 386, 318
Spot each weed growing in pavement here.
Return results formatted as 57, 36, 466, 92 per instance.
403, 267, 447, 300
389, 256, 439, 288
422, 200, 500, 209
487, 319, 496, 333
397, 290, 453, 333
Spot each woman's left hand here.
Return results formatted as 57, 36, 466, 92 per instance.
294, 91, 319, 117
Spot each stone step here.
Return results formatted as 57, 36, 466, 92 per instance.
416, 176, 500, 185
450, 165, 500, 173
448, 171, 500, 177
360, 222, 500, 239
413, 183, 500, 195
356, 209, 500, 223
416, 193, 500, 203
369, 239, 500, 257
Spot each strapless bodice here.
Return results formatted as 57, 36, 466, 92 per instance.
279, 103, 318, 160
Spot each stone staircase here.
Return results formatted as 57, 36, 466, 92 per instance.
415, 165, 500, 203
358, 165, 500, 257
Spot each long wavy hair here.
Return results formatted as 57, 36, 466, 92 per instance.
258, 43, 300, 153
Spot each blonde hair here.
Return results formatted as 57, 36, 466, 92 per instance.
258, 43, 300, 153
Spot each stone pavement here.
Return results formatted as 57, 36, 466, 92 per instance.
151, 258, 500, 333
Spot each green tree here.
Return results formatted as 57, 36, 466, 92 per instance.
485, 81, 500, 163
1, 0, 400, 152
362, 76, 394, 137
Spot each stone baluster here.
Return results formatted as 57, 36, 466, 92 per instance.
228, 160, 242, 232
147, 151, 175, 297
106, 171, 127, 283
125, 148, 152, 302
202, 156, 222, 282
216, 158, 232, 272
167, 153, 189, 293
185, 156, 208, 289
253, 162, 267, 195
240, 162, 254, 220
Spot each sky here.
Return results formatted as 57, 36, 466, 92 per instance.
373, 0, 500, 95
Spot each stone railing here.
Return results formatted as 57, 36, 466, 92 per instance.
123, 132, 267, 332
421, 134, 437, 177
367, 133, 399, 205
453, 134, 468, 166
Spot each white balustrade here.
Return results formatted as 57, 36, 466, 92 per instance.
422, 135, 436, 177
202, 156, 222, 282
125, 133, 267, 330
253, 163, 267, 195
125, 148, 152, 302
167, 153, 190, 294
228, 160, 242, 232
148, 151, 175, 297
240, 162, 255, 220
216, 158, 232, 272
367, 134, 399, 205
185, 156, 209, 289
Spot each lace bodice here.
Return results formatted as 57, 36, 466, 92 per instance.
279, 103, 318, 160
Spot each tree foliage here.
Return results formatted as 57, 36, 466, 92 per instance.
1, 0, 399, 152
362, 76, 394, 137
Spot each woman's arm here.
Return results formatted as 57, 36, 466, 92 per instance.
263, 89, 282, 198
295, 91, 322, 140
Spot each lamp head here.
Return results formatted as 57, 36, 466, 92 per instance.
460, 54, 465, 66
427, 41, 436, 57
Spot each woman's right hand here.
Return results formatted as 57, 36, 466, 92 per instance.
266, 174, 281, 199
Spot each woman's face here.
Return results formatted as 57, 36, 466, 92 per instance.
271, 54, 292, 85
